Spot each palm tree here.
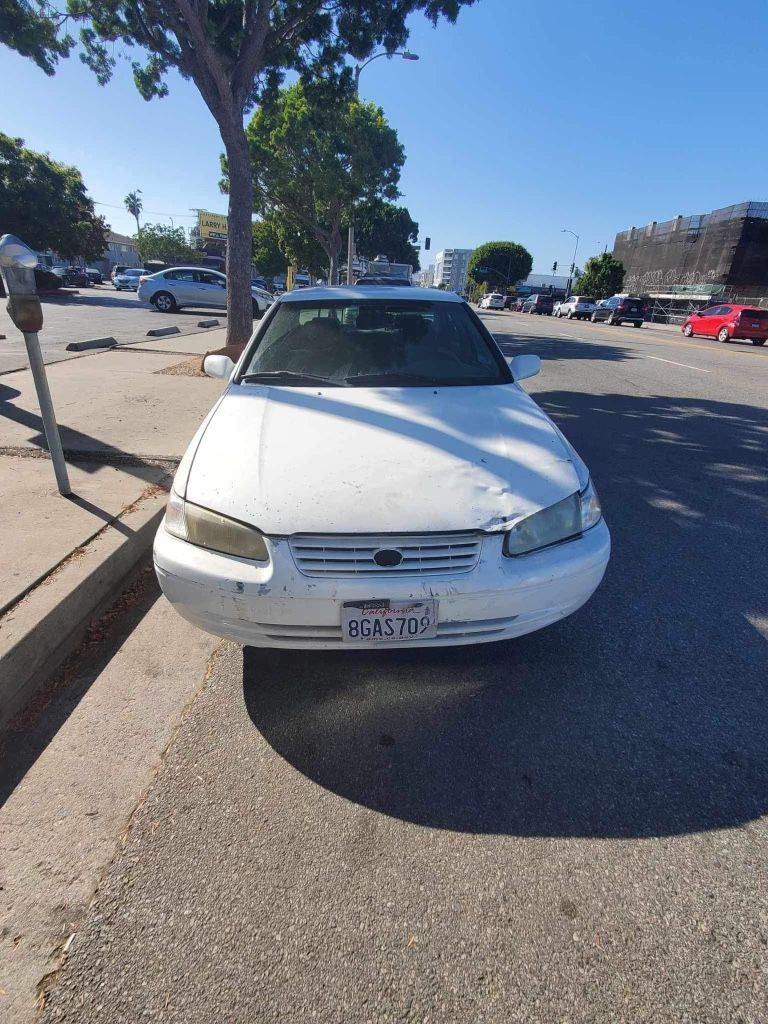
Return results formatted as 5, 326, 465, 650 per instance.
124, 191, 143, 235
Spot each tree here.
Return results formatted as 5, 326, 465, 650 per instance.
350, 199, 420, 269
243, 82, 403, 283
251, 217, 287, 279
124, 190, 143, 234
0, 132, 108, 259
468, 241, 533, 293
574, 253, 625, 299
2, 2, 477, 344
136, 222, 199, 264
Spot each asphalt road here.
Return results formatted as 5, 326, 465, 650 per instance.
0, 287, 223, 373
41, 312, 768, 1022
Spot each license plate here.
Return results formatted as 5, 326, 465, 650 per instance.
341, 600, 438, 642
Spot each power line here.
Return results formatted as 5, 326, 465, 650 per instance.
94, 201, 197, 218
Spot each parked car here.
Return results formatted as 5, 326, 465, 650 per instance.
54, 266, 91, 287
137, 266, 274, 317
590, 295, 645, 327
111, 265, 128, 284
555, 295, 597, 320
479, 292, 505, 310
504, 295, 517, 309
681, 304, 768, 346
85, 268, 103, 284
522, 294, 554, 315
513, 297, 527, 312
154, 286, 610, 650
114, 268, 144, 291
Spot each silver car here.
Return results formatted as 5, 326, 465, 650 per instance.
114, 268, 144, 291
137, 267, 274, 317
554, 295, 597, 320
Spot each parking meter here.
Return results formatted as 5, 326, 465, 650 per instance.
0, 233, 71, 495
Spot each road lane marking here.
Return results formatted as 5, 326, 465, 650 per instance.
646, 355, 711, 372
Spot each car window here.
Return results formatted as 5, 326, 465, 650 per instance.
198, 271, 226, 286
741, 309, 768, 321
241, 300, 510, 387
165, 269, 196, 282
719, 306, 733, 315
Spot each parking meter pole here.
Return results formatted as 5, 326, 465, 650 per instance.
0, 233, 71, 496
23, 330, 71, 495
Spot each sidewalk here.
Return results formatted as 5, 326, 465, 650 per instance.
0, 330, 227, 728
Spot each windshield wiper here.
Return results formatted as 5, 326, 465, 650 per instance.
345, 372, 437, 385
240, 370, 345, 387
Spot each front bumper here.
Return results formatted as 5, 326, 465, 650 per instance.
154, 520, 611, 649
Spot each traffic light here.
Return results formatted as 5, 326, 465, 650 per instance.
552, 261, 558, 273
424, 237, 430, 251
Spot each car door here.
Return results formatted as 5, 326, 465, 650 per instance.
163, 269, 197, 305
196, 270, 228, 308
695, 306, 721, 336
711, 305, 733, 336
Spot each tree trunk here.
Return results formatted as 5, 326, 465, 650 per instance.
222, 127, 254, 347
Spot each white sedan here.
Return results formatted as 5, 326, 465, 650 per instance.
154, 287, 610, 649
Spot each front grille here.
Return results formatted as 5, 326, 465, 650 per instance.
289, 533, 482, 578
258, 615, 518, 643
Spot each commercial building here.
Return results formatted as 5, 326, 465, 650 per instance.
433, 248, 473, 293
613, 202, 768, 302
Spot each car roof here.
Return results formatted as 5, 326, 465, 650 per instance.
279, 285, 463, 304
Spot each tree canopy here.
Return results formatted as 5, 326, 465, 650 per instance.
574, 252, 625, 299
1, 0, 477, 345
124, 190, 143, 234
136, 223, 199, 264
468, 241, 533, 292
0, 132, 108, 260
243, 81, 404, 282
251, 217, 288, 279
351, 199, 420, 270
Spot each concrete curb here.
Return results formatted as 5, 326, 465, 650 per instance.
197, 319, 220, 328
0, 490, 167, 732
66, 336, 117, 352
146, 326, 181, 338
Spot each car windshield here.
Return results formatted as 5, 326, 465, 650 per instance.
575, 297, 595, 304
125, 269, 142, 276
240, 299, 509, 387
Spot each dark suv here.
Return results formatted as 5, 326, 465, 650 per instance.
591, 295, 645, 327
522, 293, 554, 315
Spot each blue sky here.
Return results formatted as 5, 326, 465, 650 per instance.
3, 0, 768, 274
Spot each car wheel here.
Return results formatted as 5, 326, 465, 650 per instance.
683, 324, 694, 337
607, 314, 617, 325
633, 321, 642, 328
566, 310, 573, 319
751, 338, 766, 346
152, 291, 176, 313
717, 327, 731, 343
590, 313, 598, 323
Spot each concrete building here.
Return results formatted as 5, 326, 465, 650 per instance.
98, 231, 141, 275
613, 202, 768, 300
433, 248, 473, 293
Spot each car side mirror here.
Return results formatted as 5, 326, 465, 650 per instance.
510, 354, 541, 381
203, 354, 235, 380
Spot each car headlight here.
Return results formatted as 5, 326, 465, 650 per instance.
503, 479, 602, 557
164, 490, 269, 561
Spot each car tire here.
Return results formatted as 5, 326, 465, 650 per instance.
683, 324, 694, 337
566, 310, 573, 319
152, 291, 176, 313
717, 327, 731, 343
607, 314, 617, 325
590, 312, 598, 323
633, 321, 642, 328
751, 338, 766, 346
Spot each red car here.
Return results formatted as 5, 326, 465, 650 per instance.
682, 304, 768, 346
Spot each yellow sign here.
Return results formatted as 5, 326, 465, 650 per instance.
198, 210, 228, 241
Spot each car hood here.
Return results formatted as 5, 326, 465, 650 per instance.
182, 384, 582, 535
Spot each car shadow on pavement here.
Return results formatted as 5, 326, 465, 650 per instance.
493, 333, 635, 364
242, 390, 768, 839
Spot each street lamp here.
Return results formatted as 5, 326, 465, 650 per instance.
353, 50, 419, 96
561, 228, 579, 299
347, 50, 420, 284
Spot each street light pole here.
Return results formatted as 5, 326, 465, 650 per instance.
562, 228, 579, 299
347, 50, 419, 285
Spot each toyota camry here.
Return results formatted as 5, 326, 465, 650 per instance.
154, 286, 610, 648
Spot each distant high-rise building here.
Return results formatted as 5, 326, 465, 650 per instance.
419, 264, 435, 287
433, 248, 473, 293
